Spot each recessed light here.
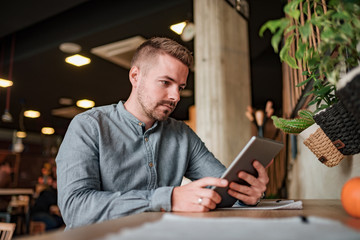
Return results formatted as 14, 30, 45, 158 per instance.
16, 131, 27, 138
76, 99, 95, 109
65, 54, 91, 67
170, 22, 187, 35
41, 127, 55, 135
24, 110, 40, 118
59, 42, 82, 54
0, 78, 13, 88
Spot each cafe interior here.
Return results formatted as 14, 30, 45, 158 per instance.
0, 0, 359, 239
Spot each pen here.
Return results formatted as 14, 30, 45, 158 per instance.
300, 215, 309, 223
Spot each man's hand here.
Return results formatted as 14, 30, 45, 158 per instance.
171, 177, 228, 212
227, 160, 270, 206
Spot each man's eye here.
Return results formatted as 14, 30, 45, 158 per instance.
161, 81, 169, 85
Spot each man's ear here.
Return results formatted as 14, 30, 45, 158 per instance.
129, 66, 140, 88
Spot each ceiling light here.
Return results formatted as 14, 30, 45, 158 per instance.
59, 97, 74, 105
170, 22, 187, 35
0, 78, 13, 88
76, 99, 95, 109
1, 110, 12, 122
24, 110, 41, 118
180, 89, 193, 97
170, 21, 195, 42
65, 54, 91, 67
41, 127, 55, 135
59, 42, 82, 54
181, 22, 195, 42
16, 131, 27, 138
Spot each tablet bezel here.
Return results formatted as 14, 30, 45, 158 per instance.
213, 136, 283, 208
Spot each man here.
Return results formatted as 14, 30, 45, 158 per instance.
56, 37, 269, 229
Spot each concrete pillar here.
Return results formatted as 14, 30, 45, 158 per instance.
194, 0, 252, 166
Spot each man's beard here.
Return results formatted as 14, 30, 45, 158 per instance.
137, 87, 176, 121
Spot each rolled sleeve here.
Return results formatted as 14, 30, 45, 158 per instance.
150, 186, 174, 212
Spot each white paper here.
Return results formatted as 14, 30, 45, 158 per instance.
223, 199, 303, 210
101, 213, 360, 240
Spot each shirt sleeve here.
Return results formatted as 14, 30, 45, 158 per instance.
56, 114, 173, 229
182, 124, 226, 181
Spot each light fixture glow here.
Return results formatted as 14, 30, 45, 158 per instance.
16, 131, 27, 138
59, 42, 82, 54
24, 110, 41, 118
170, 22, 187, 35
65, 54, 91, 67
76, 99, 95, 109
41, 127, 55, 135
0, 78, 13, 88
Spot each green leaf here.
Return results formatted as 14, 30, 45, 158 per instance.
308, 54, 320, 69
298, 110, 314, 121
299, 22, 311, 42
352, 17, 360, 29
340, 22, 354, 38
271, 115, 313, 134
321, 27, 335, 42
284, 25, 296, 34
279, 37, 291, 62
285, 54, 299, 69
295, 42, 307, 60
284, 0, 301, 21
313, 85, 332, 95
333, 11, 351, 21
271, 30, 283, 53
296, 76, 311, 87
288, 9, 301, 20
259, 19, 283, 36
308, 98, 318, 106
302, 71, 309, 76
279, 35, 298, 69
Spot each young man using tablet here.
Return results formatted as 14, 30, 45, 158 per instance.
56, 37, 269, 229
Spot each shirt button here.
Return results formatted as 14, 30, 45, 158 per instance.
145, 137, 148, 142
138, 122, 142, 126
149, 162, 153, 167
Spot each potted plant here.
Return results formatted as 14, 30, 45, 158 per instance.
259, 0, 360, 166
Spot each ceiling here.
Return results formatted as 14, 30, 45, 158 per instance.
0, 0, 283, 137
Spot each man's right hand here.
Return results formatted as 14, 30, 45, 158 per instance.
171, 177, 228, 212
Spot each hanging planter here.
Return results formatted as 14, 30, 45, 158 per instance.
300, 123, 344, 167
259, 0, 360, 167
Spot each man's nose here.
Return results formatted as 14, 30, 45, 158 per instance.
169, 87, 180, 102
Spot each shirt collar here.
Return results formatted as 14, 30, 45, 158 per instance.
117, 101, 159, 131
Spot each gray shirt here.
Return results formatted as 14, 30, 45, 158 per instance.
56, 101, 225, 229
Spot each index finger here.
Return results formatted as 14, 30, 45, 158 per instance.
193, 177, 228, 188
252, 160, 267, 177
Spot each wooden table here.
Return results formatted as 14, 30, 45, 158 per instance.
0, 188, 34, 234
16, 199, 360, 240
0, 188, 34, 196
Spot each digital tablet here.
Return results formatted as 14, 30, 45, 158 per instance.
212, 136, 283, 208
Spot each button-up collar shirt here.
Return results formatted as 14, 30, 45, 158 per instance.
56, 101, 225, 229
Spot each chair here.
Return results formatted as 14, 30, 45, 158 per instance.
29, 221, 45, 235
0, 222, 15, 240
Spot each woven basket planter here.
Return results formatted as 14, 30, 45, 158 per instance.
336, 73, 360, 124
300, 124, 344, 167
313, 101, 360, 156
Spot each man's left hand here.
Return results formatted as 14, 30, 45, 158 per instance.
227, 160, 270, 206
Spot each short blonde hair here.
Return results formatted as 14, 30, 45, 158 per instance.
131, 37, 193, 69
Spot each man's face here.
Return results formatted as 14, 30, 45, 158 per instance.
136, 53, 189, 121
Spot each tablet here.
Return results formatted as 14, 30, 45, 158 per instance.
213, 136, 283, 208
